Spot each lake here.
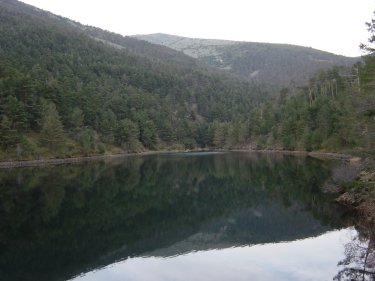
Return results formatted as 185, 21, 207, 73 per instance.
0, 152, 369, 281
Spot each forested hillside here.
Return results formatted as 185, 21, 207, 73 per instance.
0, 0, 373, 161
216, 63, 374, 152
135, 33, 358, 88
0, 0, 266, 160
198, 11, 375, 152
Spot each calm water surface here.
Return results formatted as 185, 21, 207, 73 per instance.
0, 152, 367, 281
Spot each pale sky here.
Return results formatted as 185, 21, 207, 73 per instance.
21, 0, 374, 57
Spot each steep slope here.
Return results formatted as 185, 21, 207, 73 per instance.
0, 0, 266, 159
2, 0, 198, 67
135, 33, 358, 88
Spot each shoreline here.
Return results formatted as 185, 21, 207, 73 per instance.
232, 149, 353, 160
0, 149, 354, 169
0, 150, 172, 169
1, 147, 373, 230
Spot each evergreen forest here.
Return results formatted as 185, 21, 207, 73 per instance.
0, 0, 374, 160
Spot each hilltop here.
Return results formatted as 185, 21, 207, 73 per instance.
135, 33, 358, 88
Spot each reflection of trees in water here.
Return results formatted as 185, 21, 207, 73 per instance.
335, 230, 375, 281
0, 153, 346, 281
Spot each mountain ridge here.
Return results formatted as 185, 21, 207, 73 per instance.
135, 33, 358, 88
11, 1, 206, 68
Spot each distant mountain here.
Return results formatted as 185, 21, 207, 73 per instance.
135, 33, 359, 88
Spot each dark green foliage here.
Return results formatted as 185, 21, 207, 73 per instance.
40, 102, 65, 150
0, 0, 267, 158
0, 115, 19, 149
0, 0, 372, 159
1, 96, 27, 131
360, 11, 375, 53
358, 57, 375, 149
356, 12, 375, 150
115, 119, 141, 151
139, 120, 158, 149
77, 128, 97, 155
70, 107, 84, 129
0, 153, 346, 281
240, 63, 373, 152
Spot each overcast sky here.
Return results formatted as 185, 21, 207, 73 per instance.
21, 0, 374, 57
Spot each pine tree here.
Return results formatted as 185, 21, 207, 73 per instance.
0, 115, 19, 149
360, 11, 375, 54
40, 102, 65, 150
77, 128, 96, 155
359, 11, 375, 150
70, 107, 84, 129
115, 119, 141, 151
140, 120, 157, 149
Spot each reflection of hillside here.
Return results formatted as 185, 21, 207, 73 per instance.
0, 152, 347, 281
145, 201, 331, 258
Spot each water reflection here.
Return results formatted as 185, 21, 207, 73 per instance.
0, 152, 356, 281
71, 228, 357, 281
335, 229, 375, 281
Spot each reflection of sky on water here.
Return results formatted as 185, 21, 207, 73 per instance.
71, 228, 356, 281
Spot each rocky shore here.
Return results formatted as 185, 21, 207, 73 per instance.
330, 157, 375, 229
